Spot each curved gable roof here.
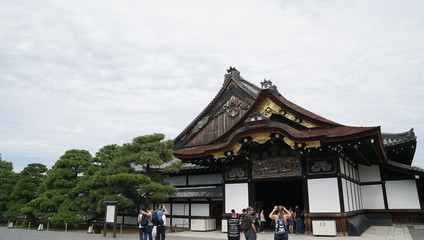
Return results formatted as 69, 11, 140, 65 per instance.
173, 67, 259, 150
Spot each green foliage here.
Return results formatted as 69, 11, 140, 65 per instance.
27, 150, 92, 224
0, 154, 19, 218
120, 133, 180, 206
2, 133, 180, 224
4, 163, 47, 221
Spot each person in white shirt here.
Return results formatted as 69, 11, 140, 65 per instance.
260, 209, 266, 233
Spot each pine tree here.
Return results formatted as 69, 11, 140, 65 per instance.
6, 163, 47, 222
0, 154, 19, 219
120, 133, 181, 207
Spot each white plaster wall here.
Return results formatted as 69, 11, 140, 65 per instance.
359, 184, 363, 209
172, 203, 189, 216
117, 216, 137, 225
346, 163, 352, 177
358, 165, 381, 183
171, 218, 189, 227
342, 179, 350, 212
386, 180, 421, 209
339, 158, 345, 175
225, 183, 249, 213
348, 182, 354, 211
308, 178, 340, 213
191, 203, 210, 216
167, 176, 186, 186
361, 184, 384, 209
354, 183, 360, 210
188, 174, 222, 185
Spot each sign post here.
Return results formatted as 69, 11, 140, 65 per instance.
104, 200, 119, 238
227, 217, 240, 240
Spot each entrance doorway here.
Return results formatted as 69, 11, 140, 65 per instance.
254, 180, 303, 218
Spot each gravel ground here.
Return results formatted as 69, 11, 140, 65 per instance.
0, 227, 216, 240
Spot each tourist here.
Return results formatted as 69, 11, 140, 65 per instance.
146, 207, 154, 240
259, 209, 266, 233
239, 208, 247, 233
294, 205, 302, 234
231, 209, 238, 218
269, 205, 291, 240
155, 204, 168, 240
287, 206, 294, 233
242, 207, 257, 240
254, 211, 260, 233
138, 208, 148, 240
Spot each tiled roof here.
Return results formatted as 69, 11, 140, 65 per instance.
382, 128, 416, 147
387, 159, 424, 174
172, 186, 223, 199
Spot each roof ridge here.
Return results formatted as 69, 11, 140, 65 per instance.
381, 128, 416, 147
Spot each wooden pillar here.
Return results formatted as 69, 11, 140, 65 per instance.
188, 199, 192, 229
170, 199, 173, 227
337, 176, 347, 235
416, 177, 424, 222
301, 154, 311, 235
380, 167, 389, 210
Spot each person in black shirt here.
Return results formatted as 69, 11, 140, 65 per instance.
294, 205, 302, 234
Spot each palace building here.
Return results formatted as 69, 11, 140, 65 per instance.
166, 67, 423, 235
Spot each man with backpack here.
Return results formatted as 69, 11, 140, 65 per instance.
240, 207, 257, 240
152, 204, 168, 240
138, 208, 149, 240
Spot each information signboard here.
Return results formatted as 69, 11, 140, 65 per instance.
227, 218, 240, 240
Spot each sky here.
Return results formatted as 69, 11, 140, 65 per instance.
1, 0, 423, 173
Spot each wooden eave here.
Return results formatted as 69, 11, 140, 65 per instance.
173, 120, 381, 159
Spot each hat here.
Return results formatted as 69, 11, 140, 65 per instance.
246, 207, 253, 211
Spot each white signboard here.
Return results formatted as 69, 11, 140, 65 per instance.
106, 205, 116, 223
225, 183, 248, 213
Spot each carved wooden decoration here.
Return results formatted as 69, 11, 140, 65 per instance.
307, 157, 336, 175
252, 157, 301, 179
214, 96, 250, 118
226, 165, 248, 180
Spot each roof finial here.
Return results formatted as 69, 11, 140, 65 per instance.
261, 79, 273, 89
227, 66, 240, 74
261, 78, 278, 91
225, 66, 241, 80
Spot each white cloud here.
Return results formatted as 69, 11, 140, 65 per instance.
0, 0, 423, 171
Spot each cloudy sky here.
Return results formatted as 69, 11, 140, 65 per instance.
1, 0, 423, 172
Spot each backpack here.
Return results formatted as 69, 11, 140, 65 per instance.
152, 210, 164, 226
275, 215, 287, 235
140, 214, 149, 227
240, 215, 250, 231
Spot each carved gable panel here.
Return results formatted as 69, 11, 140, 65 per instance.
185, 94, 253, 147
252, 157, 302, 179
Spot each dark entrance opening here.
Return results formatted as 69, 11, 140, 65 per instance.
254, 180, 303, 219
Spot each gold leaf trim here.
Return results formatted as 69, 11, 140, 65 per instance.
256, 98, 318, 128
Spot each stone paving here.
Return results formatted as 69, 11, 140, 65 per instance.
1, 225, 424, 240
